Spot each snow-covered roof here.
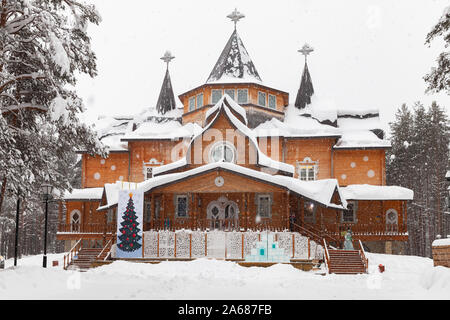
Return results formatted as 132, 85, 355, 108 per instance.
205, 94, 248, 125
64, 187, 104, 201
340, 184, 414, 200
254, 117, 341, 138
432, 238, 450, 247
155, 95, 294, 176
98, 162, 346, 211
334, 131, 391, 149
121, 121, 201, 141
206, 29, 262, 84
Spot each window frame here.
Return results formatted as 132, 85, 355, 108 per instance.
224, 89, 235, 100
211, 89, 223, 104
144, 201, 152, 223
341, 201, 358, 223
237, 89, 249, 104
208, 141, 237, 164
257, 194, 272, 218
297, 158, 318, 181
188, 96, 196, 111
175, 195, 189, 218
257, 91, 267, 107
196, 93, 203, 109
303, 201, 317, 224
268, 94, 276, 109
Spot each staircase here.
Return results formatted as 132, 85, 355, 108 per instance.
323, 239, 368, 274
67, 248, 103, 271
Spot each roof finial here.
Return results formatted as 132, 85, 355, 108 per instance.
161, 50, 175, 70
227, 8, 245, 30
298, 43, 314, 63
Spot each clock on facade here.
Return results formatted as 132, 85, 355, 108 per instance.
215, 176, 224, 187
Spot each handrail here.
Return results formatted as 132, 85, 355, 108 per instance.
96, 239, 112, 260
290, 221, 339, 246
359, 239, 369, 273
64, 238, 82, 270
323, 238, 330, 274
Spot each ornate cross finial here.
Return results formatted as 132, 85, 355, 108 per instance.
298, 43, 314, 63
227, 8, 245, 30
161, 50, 175, 70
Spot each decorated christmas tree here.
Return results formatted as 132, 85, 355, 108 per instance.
118, 193, 142, 252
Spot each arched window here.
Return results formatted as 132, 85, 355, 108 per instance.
386, 209, 398, 232
70, 210, 81, 232
209, 141, 236, 163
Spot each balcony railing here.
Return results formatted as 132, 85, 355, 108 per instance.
58, 223, 116, 234
143, 217, 289, 232
332, 222, 407, 237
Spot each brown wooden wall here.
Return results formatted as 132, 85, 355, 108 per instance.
64, 200, 104, 226
432, 245, 450, 267
82, 153, 129, 188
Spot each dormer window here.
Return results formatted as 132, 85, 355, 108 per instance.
258, 92, 266, 107
209, 141, 236, 163
237, 89, 248, 104
297, 157, 318, 181
211, 89, 223, 104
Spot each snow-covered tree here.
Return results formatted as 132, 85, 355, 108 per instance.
0, 0, 106, 199
424, 5, 450, 94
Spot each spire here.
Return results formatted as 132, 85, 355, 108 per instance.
206, 9, 262, 83
156, 51, 177, 115
295, 44, 315, 109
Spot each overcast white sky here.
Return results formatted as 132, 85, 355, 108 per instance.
76, 0, 450, 132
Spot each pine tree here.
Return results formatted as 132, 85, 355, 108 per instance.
424, 6, 450, 94
118, 194, 142, 252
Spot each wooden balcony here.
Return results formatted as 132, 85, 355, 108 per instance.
143, 217, 289, 232
330, 222, 408, 241
57, 223, 116, 234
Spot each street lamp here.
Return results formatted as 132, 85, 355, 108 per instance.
41, 184, 53, 268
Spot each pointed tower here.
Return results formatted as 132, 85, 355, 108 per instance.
206, 9, 262, 83
295, 44, 315, 109
156, 51, 177, 115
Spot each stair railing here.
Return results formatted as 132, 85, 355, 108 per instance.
64, 238, 82, 270
323, 238, 330, 274
358, 239, 369, 273
96, 239, 112, 261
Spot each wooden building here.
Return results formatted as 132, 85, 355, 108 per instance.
57, 10, 413, 261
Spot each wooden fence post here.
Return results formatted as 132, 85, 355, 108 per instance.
157, 232, 159, 258
308, 238, 311, 260
189, 233, 192, 259
205, 232, 207, 257
174, 232, 177, 258
292, 233, 295, 258
241, 233, 244, 259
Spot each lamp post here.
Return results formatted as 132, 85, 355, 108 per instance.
41, 184, 53, 268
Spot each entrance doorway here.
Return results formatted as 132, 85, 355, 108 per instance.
206, 196, 239, 230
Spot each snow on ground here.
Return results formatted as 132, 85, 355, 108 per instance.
0, 252, 449, 299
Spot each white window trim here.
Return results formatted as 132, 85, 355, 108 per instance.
211, 89, 223, 104
188, 96, 196, 111
257, 194, 272, 218
341, 201, 358, 223
196, 93, 204, 109
175, 195, 189, 218
208, 141, 237, 164
297, 158, 318, 181
257, 91, 267, 107
268, 94, 276, 110
237, 89, 249, 104
386, 209, 398, 226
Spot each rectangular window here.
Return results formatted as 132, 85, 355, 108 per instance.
176, 195, 188, 218
211, 89, 223, 104
143, 166, 153, 180
196, 93, 203, 108
258, 92, 266, 107
342, 201, 357, 223
188, 96, 196, 111
257, 195, 271, 218
303, 201, 316, 224
144, 201, 151, 223
268, 94, 276, 109
297, 159, 317, 181
237, 89, 248, 104
224, 89, 235, 100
